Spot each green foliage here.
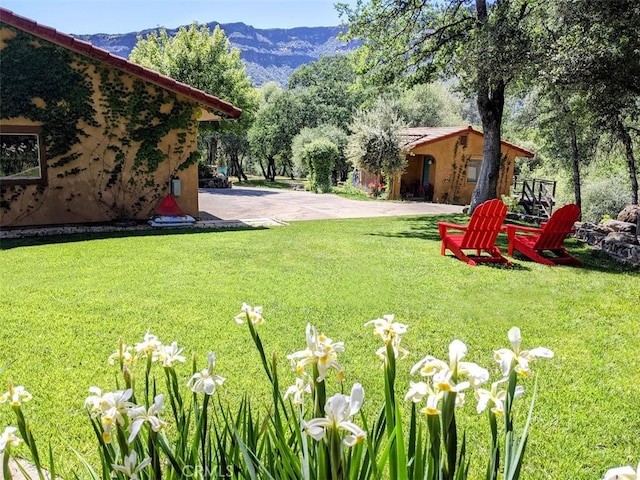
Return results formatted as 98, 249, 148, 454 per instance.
248, 88, 322, 179
579, 172, 631, 223
398, 82, 465, 127
250, 55, 366, 181
130, 23, 259, 131
331, 179, 372, 200
527, 0, 640, 205
291, 125, 349, 180
94, 69, 200, 219
347, 98, 407, 179
1, 303, 552, 480
288, 54, 366, 130
300, 139, 338, 193
0, 25, 203, 222
338, 0, 550, 209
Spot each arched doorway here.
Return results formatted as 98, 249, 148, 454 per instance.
422, 155, 435, 201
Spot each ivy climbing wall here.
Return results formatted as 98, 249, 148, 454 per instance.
0, 24, 202, 227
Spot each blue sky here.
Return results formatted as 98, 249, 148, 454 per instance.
1, 0, 357, 34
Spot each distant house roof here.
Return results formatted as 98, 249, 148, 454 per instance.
0, 7, 242, 120
401, 126, 535, 158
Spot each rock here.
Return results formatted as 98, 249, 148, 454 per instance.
602, 219, 637, 234
617, 204, 640, 224
574, 222, 640, 266
591, 223, 614, 235
604, 231, 639, 246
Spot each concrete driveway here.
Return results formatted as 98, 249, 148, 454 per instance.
198, 186, 463, 222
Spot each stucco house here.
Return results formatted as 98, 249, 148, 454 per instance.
0, 8, 241, 228
357, 126, 534, 205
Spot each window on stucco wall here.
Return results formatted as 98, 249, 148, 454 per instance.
0, 125, 47, 185
467, 158, 482, 183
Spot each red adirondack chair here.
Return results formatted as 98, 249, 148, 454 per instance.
506, 203, 583, 266
438, 199, 510, 266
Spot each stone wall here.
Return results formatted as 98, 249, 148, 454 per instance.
574, 221, 640, 267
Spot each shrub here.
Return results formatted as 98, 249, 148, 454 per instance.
580, 172, 631, 222
301, 139, 338, 193
292, 126, 349, 181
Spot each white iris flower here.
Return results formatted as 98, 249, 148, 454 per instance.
0, 426, 23, 454
287, 324, 345, 382
603, 462, 639, 480
85, 387, 133, 443
234, 302, 265, 326
475, 380, 524, 415
158, 341, 186, 368
127, 394, 168, 443
494, 327, 554, 377
187, 352, 226, 395
0, 382, 33, 407
134, 330, 163, 360
304, 383, 367, 447
364, 314, 408, 344
366, 314, 410, 361
108, 342, 136, 366
284, 376, 312, 405
111, 450, 152, 479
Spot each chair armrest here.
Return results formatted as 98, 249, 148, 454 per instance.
438, 222, 467, 236
505, 224, 542, 235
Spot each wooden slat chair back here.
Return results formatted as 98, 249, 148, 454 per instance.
506, 203, 583, 266
459, 199, 507, 249
534, 204, 580, 250
438, 199, 509, 266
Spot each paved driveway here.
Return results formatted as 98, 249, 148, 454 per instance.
198, 186, 463, 222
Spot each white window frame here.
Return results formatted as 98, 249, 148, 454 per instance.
0, 125, 47, 186
467, 158, 482, 183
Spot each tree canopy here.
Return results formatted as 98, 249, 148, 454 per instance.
130, 23, 259, 131
550, 0, 640, 204
347, 98, 407, 186
288, 54, 366, 130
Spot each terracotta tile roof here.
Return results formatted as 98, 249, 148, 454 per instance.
401, 126, 535, 158
0, 7, 242, 119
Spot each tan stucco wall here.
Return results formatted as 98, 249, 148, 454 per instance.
1, 27, 202, 228
400, 131, 518, 204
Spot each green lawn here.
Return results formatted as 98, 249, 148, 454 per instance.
1, 215, 638, 478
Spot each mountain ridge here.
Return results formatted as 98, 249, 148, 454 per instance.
74, 21, 359, 86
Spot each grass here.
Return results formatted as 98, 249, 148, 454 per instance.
0, 215, 638, 478
231, 175, 302, 190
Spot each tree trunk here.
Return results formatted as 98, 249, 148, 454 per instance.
207, 136, 218, 165
568, 121, 582, 212
266, 156, 276, 181
470, 0, 505, 213
555, 94, 583, 212
229, 153, 247, 183
470, 78, 505, 212
616, 119, 639, 205
258, 159, 268, 180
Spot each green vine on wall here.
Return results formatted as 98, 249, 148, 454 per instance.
0, 25, 97, 217
498, 152, 511, 194
1, 23, 203, 222
448, 140, 470, 204
0, 27, 99, 158
95, 66, 200, 218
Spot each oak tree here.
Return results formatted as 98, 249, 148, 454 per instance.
339, 0, 541, 210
